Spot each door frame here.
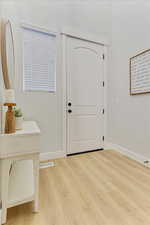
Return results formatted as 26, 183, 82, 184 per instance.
62, 29, 109, 156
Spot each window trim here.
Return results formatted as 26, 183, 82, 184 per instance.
21, 23, 57, 38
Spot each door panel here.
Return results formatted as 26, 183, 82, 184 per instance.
67, 37, 104, 154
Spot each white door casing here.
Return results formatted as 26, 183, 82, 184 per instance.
66, 37, 104, 154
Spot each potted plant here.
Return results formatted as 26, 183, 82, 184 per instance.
14, 108, 23, 130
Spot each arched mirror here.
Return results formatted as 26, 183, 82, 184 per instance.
0, 19, 15, 89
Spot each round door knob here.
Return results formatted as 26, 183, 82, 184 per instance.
68, 102, 72, 106
68, 109, 72, 113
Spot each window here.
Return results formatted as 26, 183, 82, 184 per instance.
22, 25, 57, 92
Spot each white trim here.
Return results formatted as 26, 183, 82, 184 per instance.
62, 34, 67, 155
103, 46, 108, 144
61, 28, 110, 46
21, 23, 58, 36
40, 151, 66, 162
104, 142, 150, 167
40, 161, 54, 169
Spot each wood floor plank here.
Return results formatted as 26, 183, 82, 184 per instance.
6, 150, 150, 225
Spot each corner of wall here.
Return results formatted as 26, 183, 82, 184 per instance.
104, 141, 150, 167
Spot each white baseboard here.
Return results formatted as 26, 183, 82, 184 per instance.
40, 151, 66, 161
40, 143, 150, 167
104, 142, 150, 167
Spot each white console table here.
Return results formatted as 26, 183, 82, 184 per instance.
0, 121, 40, 224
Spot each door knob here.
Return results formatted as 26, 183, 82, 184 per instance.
68, 102, 72, 106
68, 109, 72, 113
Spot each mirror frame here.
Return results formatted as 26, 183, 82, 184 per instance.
0, 19, 15, 89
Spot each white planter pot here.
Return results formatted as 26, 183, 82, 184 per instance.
15, 117, 23, 130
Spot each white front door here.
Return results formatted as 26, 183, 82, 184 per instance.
66, 37, 104, 154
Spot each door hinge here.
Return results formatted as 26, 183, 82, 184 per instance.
103, 81, 105, 87
102, 54, 105, 60
102, 136, 105, 141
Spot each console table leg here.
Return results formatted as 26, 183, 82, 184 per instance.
0, 159, 12, 224
32, 154, 39, 213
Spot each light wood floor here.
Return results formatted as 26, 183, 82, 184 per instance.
6, 150, 150, 225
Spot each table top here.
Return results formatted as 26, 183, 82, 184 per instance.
0, 121, 40, 136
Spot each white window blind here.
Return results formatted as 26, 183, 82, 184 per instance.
22, 26, 56, 92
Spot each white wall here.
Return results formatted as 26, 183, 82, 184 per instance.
108, 1, 150, 158
1, 1, 111, 158
2, 1, 150, 160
